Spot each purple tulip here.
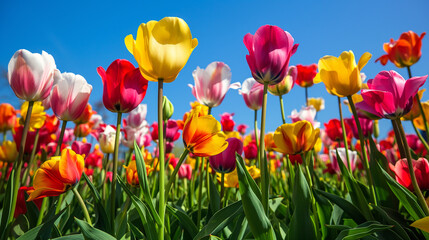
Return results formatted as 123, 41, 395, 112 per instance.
209, 138, 243, 173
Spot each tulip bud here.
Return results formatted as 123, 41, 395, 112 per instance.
163, 96, 174, 121
373, 120, 379, 138
268, 66, 296, 96
0, 140, 18, 162
99, 125, 118, 154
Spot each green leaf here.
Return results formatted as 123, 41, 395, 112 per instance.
228, 214, 248, 240
236, 153, 261, 199
74, 218, 116, 240
335, 221, 393, 240
261, 151, 270, 211
376, 161, 426, 221
167, 205, 198, 237
82, 172, 110, 233
208, 174, 220, 218
51, 234, 85, 240
133, 142, 162, 226
0, 169, 15, 239
17, 207, 67, 240
287, 166, 316, 240
129, 222, 145, 239
193, 200, 243, 240
371, 205, 411, 240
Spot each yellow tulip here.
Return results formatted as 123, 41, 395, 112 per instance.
0, 140, 18, 162
218, 165, 261, 188
413, 100, 429, 131
20, 101, 46, 131
314, 51, 371, 97
125, 17, 198, 83
402, 89, 425, 121
273, 120, 320, 155
307, 98, 325, 112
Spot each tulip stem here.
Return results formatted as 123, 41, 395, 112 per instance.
55, 120, 68, 156
337, 97, 351, 170
411, 119, 429, 154
220, 172, 225, 209
72, 187, 93, 226
197, 157, 204, 227
157, 79, 166, 240
305, 87, 308, 106
259, 82, 269, 214
8, 101, 34, 226
408, 66, 429, 138
208, 107, 212, 115
36, 197, 48, 226
23, 128, 40, 184
165, 149, 189, 199
347, 96, 377, 205
254, 110, 260, 166
110, 112, 122, 234
391, 120, 406, 159
395, 119, 429, 215
279, 95, 286, 124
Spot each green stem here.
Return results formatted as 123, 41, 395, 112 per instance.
220, 172, 225, 209
305, 86, 308, 106
347, 96, 377, 205
8, 101, 34, 225
157, 79, 166, 240
36, 197, 48, 226
396, 119, 429, 215
55, 194, 64, 214
411, 119, 429, 155
279, 95, 286, 124
23, 128, 40, 183
55, 120, 68, 156
337, 97, 351, 170
208, 107, 212, 115
302, 152, 320, 240
392, 120, 406, 159
72, 187, 93, 225
164, 149, 189, 198
110, 112, 122, 233
259, 82, 269, 214
407, 66, 429, 138
254, 110, 260, 167
197, 157, 204, 227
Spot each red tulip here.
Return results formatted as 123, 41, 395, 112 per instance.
244, 140, 257, 160
390, 158, 429, 191
296, 64, 318, 87
97, 59, 149, 113
220, 113, 235, 132
324, 119, 351, 142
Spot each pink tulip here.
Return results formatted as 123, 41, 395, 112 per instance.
356, 70, 427, 119
51, 70, 92, 121
122, 123, 150, 149
329, 148, 358, 173
289, 106, 320, 128
189, 62, 240, 107
344, 117, 373, 139
124, 104, 147, 129
237, 124, 248, 135
178, 164, 192, 180
390, 158, 429, 191
239, 78, 264, 110
209, 138, 243, 173
8, 49, 56, 101
220, 113, 235, 132
244, 25, 298, 85
71, 141, 92, 158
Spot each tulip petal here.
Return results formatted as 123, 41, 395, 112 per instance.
402, 75, 427, 106
59, 149, 84, 184
361, 89, 397, 118
124, 34, 135, 54
358, 52, 372, 71
411, 216, 429, 233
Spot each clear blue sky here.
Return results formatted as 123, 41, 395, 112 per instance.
1, 0, 428, 138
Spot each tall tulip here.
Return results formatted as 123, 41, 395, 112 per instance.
390, 158, 429, 191
189, 62, 240, 109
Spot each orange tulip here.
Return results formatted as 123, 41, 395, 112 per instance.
376, 31, 425, 68
0, 140, 18, 162
264, 132, 277, 151
182, 106, 228, 157
0, 103, 17, 132
123, 160, 153, 186
273, 120, 320, 155
27, 149, 84, 201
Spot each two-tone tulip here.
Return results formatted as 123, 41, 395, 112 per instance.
273, 120, 320, 155
239, 78, 264, 110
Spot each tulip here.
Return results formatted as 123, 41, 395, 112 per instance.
163, 96, 174, 121
217, 166, 260, 188
376, 31, 426, 68
239, 78, 264, 110
314, 51, 371, 97
151, 120, 180, 142
122, 124, 151, 149
237, 124, 248, 135
85, 144, 103, 168
27, 149, 84, 201
220, 113, 235, 132
209, 138, 243, 173
97, 59, 149, 113
329, 148, 358, 173
98, 125, 118, 154
178, 164, 192, 180
71, 141, 92, 158
356, 70, 427, 119
289, 106, 320, 128
51, 71, 92, 121
125, 17, 198, 83
125, 104, 147, 129
8, 49, 56, 101
390, 158, 429, 191
296, 64, 318, 88
73, 104, 94, 125
182, 106, 228, 157
344, 116, 373, 139
264, 132, 276, 152
267, 66, 297, 96
273, 120, 320, 155
0, 140, 18, 162
406, 134, 426, 156
124, 160, 153, 186
244, 25, 298, 85
413, 100, 429, 131
0, 103, 16, 133
20, 101, 46, 131
307, 98, 325, 112
402, 90, 424, 121
189, 62, 240, 108
324, 119, 351, 142
244, 140, 258, 160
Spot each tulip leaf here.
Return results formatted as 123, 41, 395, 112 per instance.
336, 150, 373, 220
261, 151, 270, 212
235, 153, 261, 199
82, 172, 110, 233
167, 205, 198, 237
208, 174, 220, 215
335, 221, 393, 240
193, 200, 243, 240
133, 141, 162, 226
51, 234, 85, 240
117, 176, 158, 240
235, 156, 275, 240
0, 169, 15, 240
371, 204, 411, 240
376, 161, 426, 221
74, 218, 116, 240
286, 166, 316, 240
228, 214, 248, 240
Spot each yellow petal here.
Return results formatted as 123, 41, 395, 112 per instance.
124, 34, 135, 55
358, 52, 372, 71
411, 216, 429, 233
339, 51, 356, 72
313, 73, 322, 84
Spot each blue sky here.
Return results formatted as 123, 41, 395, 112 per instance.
1, 0, 428, 138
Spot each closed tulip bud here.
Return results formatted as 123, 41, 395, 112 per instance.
0, 140, 18, 162
71, 141, 92, 158
163, 96, 174, 121
20, 101, 46, 131
209, 138, 243, 174
0, 103, 17, 132
99, 125, 118, 154
296, 64, 318, 88
267, 66, 297, 96
239, 78, 264, 110
124, 160, 139, 186
8, 49, 56, 101
324, 119, 351, 142
373, 120, 379, 138
178, 164, 192, 180
273, 120, 320, 155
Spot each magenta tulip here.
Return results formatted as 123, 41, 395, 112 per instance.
356, 70, 427, 119
344, 116, 373, 139
189, 62, 240, 108
51, 71, 92, 121
71, 141, 92, 158
243, 25, 298, 85
8, 49, 56, 101
209, 138, 243, 173
239, 78, 264, 110
97, 59, 149, 113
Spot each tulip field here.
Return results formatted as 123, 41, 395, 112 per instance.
2, 14, 429, 240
